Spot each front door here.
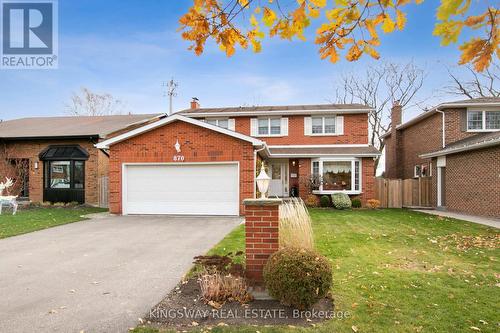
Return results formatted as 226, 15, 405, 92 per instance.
268, 161, 288, 197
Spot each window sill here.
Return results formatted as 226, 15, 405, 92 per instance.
313, 190, 361, 195
254, 134, 286, 138
466, 129, 500, 133
307, 133, 343, 136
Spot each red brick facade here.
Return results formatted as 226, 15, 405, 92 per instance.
0, 139, 106, 205
384, 103, 500, 217
243, 200, 280, 283
107, 120, 255, 215
441, 146, 500, 218
234, 114, 369, 145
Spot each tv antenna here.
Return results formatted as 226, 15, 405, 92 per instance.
162, 78, 179, 115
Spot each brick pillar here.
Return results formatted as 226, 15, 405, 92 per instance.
243, 198, 281, 284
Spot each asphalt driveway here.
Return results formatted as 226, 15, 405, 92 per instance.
0, 214, 241, 333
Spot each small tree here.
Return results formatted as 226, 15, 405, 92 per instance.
65, 87, 126, 116
0, 145, 28, 197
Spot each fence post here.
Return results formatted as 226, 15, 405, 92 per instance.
243, 198, 281, 285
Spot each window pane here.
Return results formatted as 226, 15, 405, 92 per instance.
324, 117, 336, 133
312, 117, 323, 134
74, 161, 84, 189
468, 111, 483, 130
486, 111, 500, 129
258, 118, 269, 135
323, 161, 351, 191
206, 119, 217, 126
217, 119, 229, 129
312, 162, 320, 190
270, 118, 281, 135
50, 161, 71, 188
354, 161, 360, 191
271, 165, 281, 180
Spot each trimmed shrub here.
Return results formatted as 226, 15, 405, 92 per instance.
351, 198, 362, 208
320, 195, 331, 207
264, 247, 333, 309
332, 193, 351, 210
367, 199, 381, 209
304, 194, 319, 207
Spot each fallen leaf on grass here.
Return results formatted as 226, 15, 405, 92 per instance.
470, 327, 481, 331
352, 325, 359, 332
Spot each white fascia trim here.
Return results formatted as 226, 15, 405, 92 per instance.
268, 144, 370, 148
269, 153, 380, 158
181, 109, 371, 117
396, 102, 500, 131
95, 114, 264, 149
419, 138, 500, 158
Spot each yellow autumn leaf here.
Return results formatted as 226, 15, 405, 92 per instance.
251, 39, 262, 52
396, 10, 406, 30
238, 0, 249, 7
263, 7, 277, 27
364, 44, 380, 59
310, 0, 327, 8
381, 14, 396, 33
250, 14, 258, 26
437, 0, 471, 21
433, 20, 464, 45
308, 5, 320, 19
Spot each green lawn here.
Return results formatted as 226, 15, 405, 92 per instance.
136, 209, 499, 333
0, 206, 107, 239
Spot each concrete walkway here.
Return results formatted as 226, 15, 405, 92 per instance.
414, 209, 500, 229
0, 214, 241, 333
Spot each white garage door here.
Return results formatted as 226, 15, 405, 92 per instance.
123, 163, 239, 215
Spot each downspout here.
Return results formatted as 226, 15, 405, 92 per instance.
435, 108, 445, 148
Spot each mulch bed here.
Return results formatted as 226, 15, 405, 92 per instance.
142, 277, 337, 331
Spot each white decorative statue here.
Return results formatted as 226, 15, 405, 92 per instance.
0, 178, 18, 215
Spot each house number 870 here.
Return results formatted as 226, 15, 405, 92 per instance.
173, 155, 185, 162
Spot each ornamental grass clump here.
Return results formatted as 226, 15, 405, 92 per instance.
279, 198, 314, 250
332, 193, 352, 210
263, 247, 333, 310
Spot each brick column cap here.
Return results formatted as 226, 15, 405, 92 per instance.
243, 198, 282, 206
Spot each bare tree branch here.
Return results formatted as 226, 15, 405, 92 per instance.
65, 87, 127, 116
334, 61, 425, 172
445, 63, 500, 98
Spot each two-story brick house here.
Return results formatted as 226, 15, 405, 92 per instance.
383, 97, 500, 218
96, 101, 380, 216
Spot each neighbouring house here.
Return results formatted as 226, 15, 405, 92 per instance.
0, 114, 165, 206
95, 100, 380, 216
383, 97, 500, 218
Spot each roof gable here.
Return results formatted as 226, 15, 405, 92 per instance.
95, 114, 265, 149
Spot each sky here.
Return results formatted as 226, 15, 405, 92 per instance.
0, 0, 491, 122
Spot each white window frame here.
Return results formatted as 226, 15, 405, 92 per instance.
310, 116, 337, 135
204, 118, 230, 129
467, 109, 500, 132
311, 157, 362, 195
256, 117, 282, 137
414, 165, 422, 178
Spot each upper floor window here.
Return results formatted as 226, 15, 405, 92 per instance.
258, 118, 281, 135
205, 118, 229, 129
312, 116, 336, 134
305, 115, 343, 136
251, 117, 288, 137
467, 110, 500, 131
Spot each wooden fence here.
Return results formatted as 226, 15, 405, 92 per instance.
98, 176, 109, 208
375, 177, 432, 208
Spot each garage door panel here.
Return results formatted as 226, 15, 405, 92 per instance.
124, 164, 239, 215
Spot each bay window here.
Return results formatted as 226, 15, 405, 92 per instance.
467, 110, 500, 131
312, 158, 362, 194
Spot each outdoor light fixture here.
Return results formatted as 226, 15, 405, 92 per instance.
256, 162, 271, 199
34, 162, 38, 170
292, 160, 296, 167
